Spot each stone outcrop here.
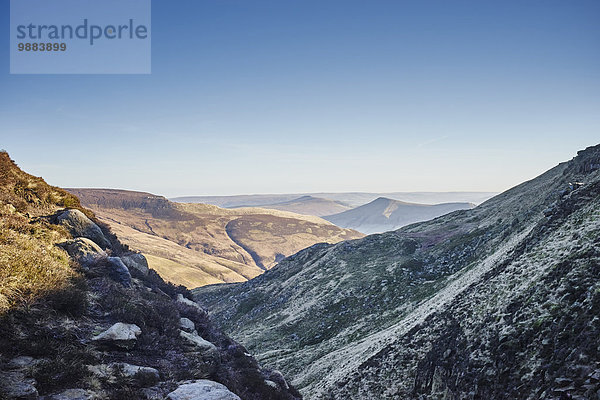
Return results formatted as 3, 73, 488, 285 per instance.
58, 238, 107, 269
105, 257, 132, 287
88, 363, 159, 384
91, 323, 141, 350
180, 317, 196, 333
166, 380, 241, 400
179, 331, 218, 354
56, 209, 111, 249
120, 252, 150, 276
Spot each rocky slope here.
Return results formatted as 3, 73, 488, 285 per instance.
194, 144, 600, 399
0, 151, 301, 400
68, 189, 363, 288
323, 197, 475, 234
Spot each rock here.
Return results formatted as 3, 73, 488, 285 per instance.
92, 323, 141, 349
115, 363, 159, 381
89, 363, 159, 385
179, 330, 217, 354
177, 294, 204, 311
0, 371, 38, 399
44, 388, 96, 400
56, 209, 111, 249
120, 253, 149, 276
166, 380, 240, 400
140, 386, 165, 400
106, 257, 132, 287
180, 318, 196, 333
58, 238, 106, 269
264, 380, 278, 389
7, 356, 37, 370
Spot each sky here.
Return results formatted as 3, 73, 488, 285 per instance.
1, 0, 599, 197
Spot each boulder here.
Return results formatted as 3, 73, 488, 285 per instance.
44, 388, 96, 400
58, 238, 107, 269
56, 209, 111, 249
106, 257, 132, 287
166, 380, 240, 400
0, 371, 38, 399
177, 294, 204, 311
179, 330, 217, 354
89, 363, 159, 385
180, 318, 196, 333
7, 356, 37, 370
92, 323, 141, 350
120, 253, 150, 276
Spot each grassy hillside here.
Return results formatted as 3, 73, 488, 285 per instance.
69, 189, 363, 288
194, 144, 600, 399
0, 151, 89, 313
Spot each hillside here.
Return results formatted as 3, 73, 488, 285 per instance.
0, 151, 301, 400
235, 196, 353, 217
194, 144, 600, 399
68, 189, 363, 288
323, 198, 475, 234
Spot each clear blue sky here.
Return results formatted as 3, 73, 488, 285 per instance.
1, 0, 599, 197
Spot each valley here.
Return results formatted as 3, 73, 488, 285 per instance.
68, 188, 363, 288
194, 144, 600, 399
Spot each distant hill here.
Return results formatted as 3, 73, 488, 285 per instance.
172, 192, 496, 209
68, 189, 363, 288
235, 195, 353, 217
323, 197, 475, 234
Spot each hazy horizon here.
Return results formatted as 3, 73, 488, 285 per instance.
2, 0, 598, 197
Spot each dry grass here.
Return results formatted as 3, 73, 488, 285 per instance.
0, 151, 83, 314
0, 226, 76, 313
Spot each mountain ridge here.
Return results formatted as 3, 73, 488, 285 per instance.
323, 196, 475, 234
172, 192, 496, 209
231, 195, 353, 217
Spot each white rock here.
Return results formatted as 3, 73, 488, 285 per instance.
264, 379, 278, 389
179, 317, 196, 333
167, 380, 240, 400
92, 323, 141, 349
177, 294, 204, 311
45, 388, 96, 400
179, 330, 217, 353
